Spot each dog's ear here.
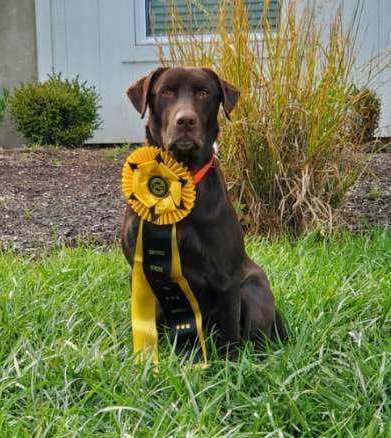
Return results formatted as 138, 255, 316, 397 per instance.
218, 78, 240, 119
126, 67, 168, 118
202, 68, 240, 119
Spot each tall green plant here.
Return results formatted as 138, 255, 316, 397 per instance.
160, 0, 367, 234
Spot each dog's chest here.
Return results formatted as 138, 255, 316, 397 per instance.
176, 219, 238, 293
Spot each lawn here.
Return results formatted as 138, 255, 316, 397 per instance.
0, 230, 389, 437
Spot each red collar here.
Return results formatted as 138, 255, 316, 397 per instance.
191, 154, 216, 184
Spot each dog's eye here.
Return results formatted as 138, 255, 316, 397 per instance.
160, 88, 175, 97
197, 88, 209, 98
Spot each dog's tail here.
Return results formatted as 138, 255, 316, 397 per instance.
272, 308, 289, 343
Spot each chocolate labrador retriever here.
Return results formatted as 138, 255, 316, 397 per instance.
121, 67, 286, 353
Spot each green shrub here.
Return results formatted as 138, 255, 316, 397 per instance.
161, 0, 368, 234
8, 74, 102, 147
348, 85, 381, 144
0, 88, 9, 124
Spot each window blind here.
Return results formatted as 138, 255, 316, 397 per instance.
145, 1, 280, 36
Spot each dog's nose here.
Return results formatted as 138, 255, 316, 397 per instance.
175, 111, 198, 129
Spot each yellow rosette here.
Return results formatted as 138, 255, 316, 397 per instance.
121, 146, 196, 225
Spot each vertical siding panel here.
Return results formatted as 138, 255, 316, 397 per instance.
378, 0, 391, 135
64, 0, 100, 86
35, 0, 54, 79
51, 0, 68, 76
98, 0, 121, 142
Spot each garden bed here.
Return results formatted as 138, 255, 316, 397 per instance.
0, 147, 390, 252
0, 147, 129, 252
338, 153, 391, 231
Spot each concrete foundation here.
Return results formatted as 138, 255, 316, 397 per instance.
0, 0, 37, 147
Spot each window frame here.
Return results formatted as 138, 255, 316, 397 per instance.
134, 0, 281, 46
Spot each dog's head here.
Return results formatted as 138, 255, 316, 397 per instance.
126, 67, 239, 167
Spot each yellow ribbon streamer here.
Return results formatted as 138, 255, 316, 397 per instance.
170, 224, 208, 366
131, 220, 158, 364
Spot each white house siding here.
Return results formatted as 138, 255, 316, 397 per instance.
35, 0, 391, 143
315, 0, 391, 136
36, 0, 161, 143
351, 0, 391, 136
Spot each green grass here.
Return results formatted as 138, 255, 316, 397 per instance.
101, 144, 133, 163
0, 230, 389, 437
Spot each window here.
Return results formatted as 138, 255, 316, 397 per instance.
145, 1, 280, 37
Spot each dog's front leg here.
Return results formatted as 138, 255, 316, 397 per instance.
215, 285, 241, 357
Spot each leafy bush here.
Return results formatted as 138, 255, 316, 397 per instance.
160, 0, 369, 234
8, 74, 102, 147
0, 88, 9, 124
348, 85, 381, 144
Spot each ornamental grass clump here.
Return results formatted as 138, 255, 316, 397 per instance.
9, 73, 102, 147
160, 0, 367, 234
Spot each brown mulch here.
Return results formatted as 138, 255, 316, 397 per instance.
0, 147, 389, 252
0, 147, 129, 252
337, 153, 391, 231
